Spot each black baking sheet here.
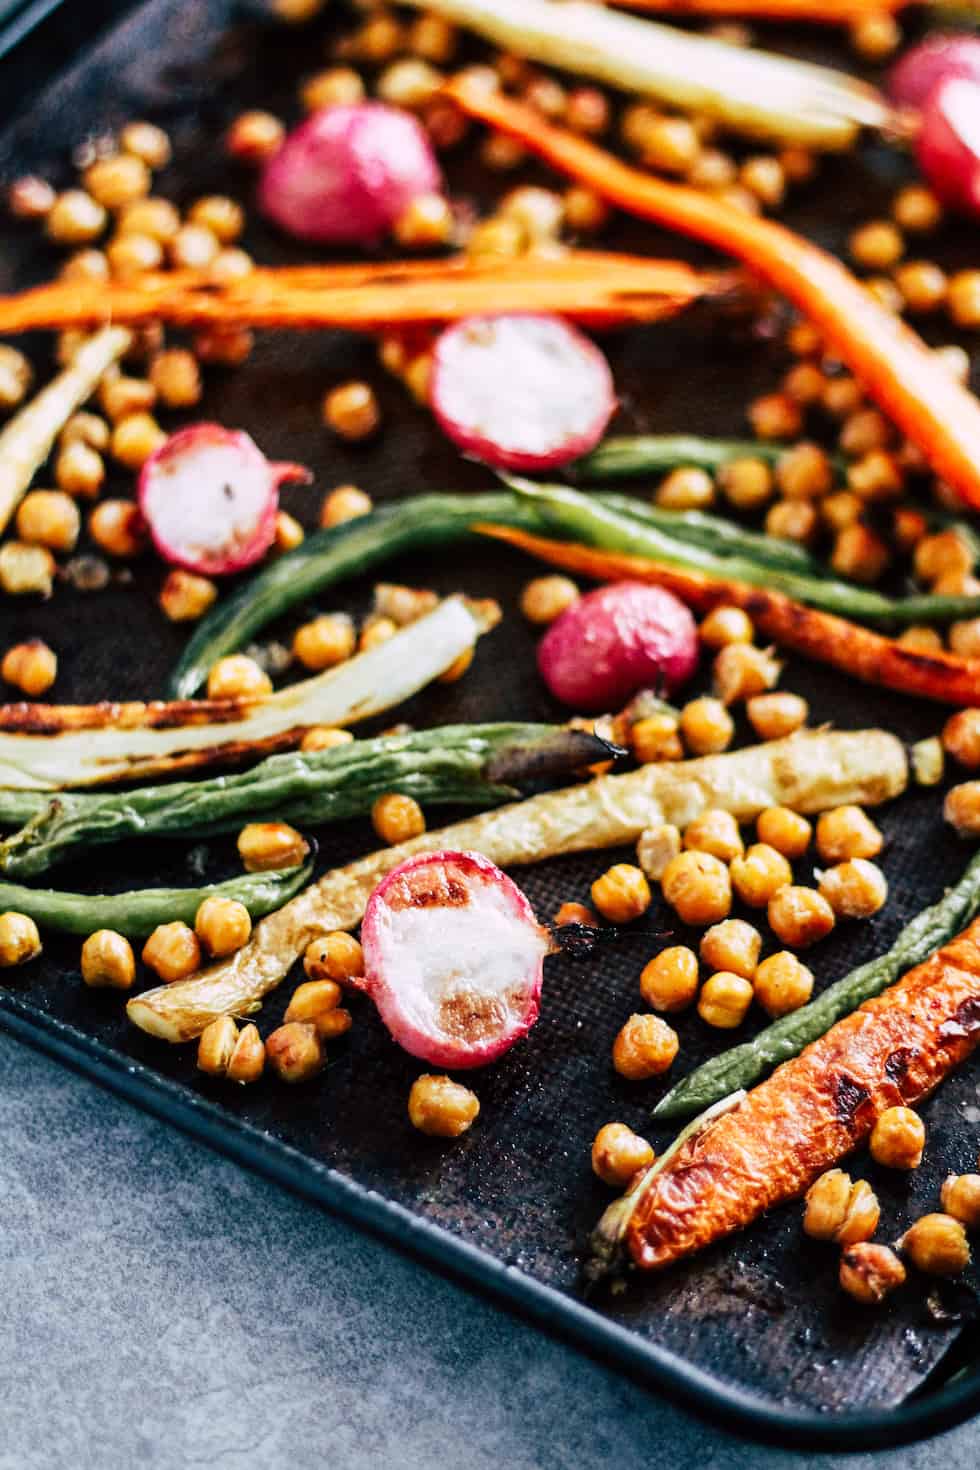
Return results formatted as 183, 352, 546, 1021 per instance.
1, 0, 980, 1445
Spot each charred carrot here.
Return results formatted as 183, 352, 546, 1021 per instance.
478, 524, 980, 704
446, 81, 980, 514
0, 254, 728, 336
593, 912, 980, 1274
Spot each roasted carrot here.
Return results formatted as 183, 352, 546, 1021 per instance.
446, 81, 980, 514
478, 524, 980, 704
0, 253, 730, 336
593, 913, 980, 1273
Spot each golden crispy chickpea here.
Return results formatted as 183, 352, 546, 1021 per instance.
207, 654, 272, 700
106, 232, 163, 279
55, 440, 104, 498
266, 1021, 325, 1084
661, 850, 732, 926
847, 451, 903, 507
359, 615, 398, 654
226, 1023, 266, 1084
83, 154, 150, 210
300, 64, 364, 112
316, 1006, 353, 1041
818, 859, 888, 920
739, 154, 785, 209
300, 726, 354, 753
169, 222, 220, 271
110, 412, 166, 470
700, 918, 761, 980
938, 343, 977, 386
292, 613, 356, 672
870, 1106, 925, 1170
945, 781, 980, 837
408, 11, 457, 62
765, 499, 818, 546
99, 373, 155, 421
831, 524, 890, 584
80, 929, 135, 990
631, 714, 683, 764
895, 260, 947, 315
782, 361, 826, 406
187, 194, 244, 244
713, 643, 781, 705
822, 375, 864, 419
635, 824, 682, 882
915, 530, 974, 587
787, 319, 823, 357
141, 921, 201, 983
699, 605, 754, 649
194, 896, 251, 958
641, 117, 700, 175
271, 511, 304, 556
912, 735, 945, 788
285, 977, 342, 1025
120, 120, 171, 170
464, 216, 523, 261
408, 1074, 479, 1137
563, 185, 609, 235
197, 1015, 238, 1077
0, 912, 41, 967
840, 1242, 906, 1305
893, 184, 942, 235
193, 324, 254, 365
949, 620, 980, 660
746, 692, 808, 742
748, 391, 802, 441
718, 457, 773, 512
322, 381, 380, 442
117, 196, 180, 242
804, 1170, 880, 1245
7, 174, 55, 219
729, 844, 792, 909
899, 1214, 971, 1276
940, 1174, 980, 1229
591, 1122, 655, 1188
942, 710, 980, 770
640, 945, 699, 1013
816, 806, 883, 864
775, 442, 832, 500
839, 406, 892, 458
612, 1013, 679, 1079
0, 542, 55, 597
1, 639, 57, 697
380, 58, 445, 113
0, 344, 32, 411
553, 901, 597, 928
679, 697, 734, 756
438, 645, 474, 684
237, 821, 309, 872
46, 190, 107, 245
226, 109, 285, 163
519, 575, 578, 625
849, 219, 904, 271
320, 484, 373, 529
756, 806, 812, 860
392, 191, 453, 248
149, 348, 202, 409
948, 271, 980, 330
698, 970, 753, 1029
88, 500, 148, 559
372, 792, 425, 845
480, 132, 526, 171
898, 625, 944, 653
683, 809, 743, 863
159, 569, 218, 623
304, 932, 364, 984
687, 146, 737, 190
591, 864, 651, 924
655, 466, 715, 511
753, 950, 814, 1018
767, 885, 835, 949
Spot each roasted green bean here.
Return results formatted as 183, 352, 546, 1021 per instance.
574, 433, 843, 482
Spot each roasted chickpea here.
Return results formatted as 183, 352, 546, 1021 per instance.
266, 1021, 325, 1084
767, 885, 835, 948
393, 191, 453, 247
591, 1122, 655, 1188
840, 1242, 906, 1305
746, 692, 808, 742
0, 541, 55, 597
713, 643, 781, 705
159, 569, 218, 623
687, 146, 737, 190
100, 374, 155, 421
464, 215, 524, 261
55, 440, 105, 498
765, 499, 818, 546
631, 714, 683, 764
0, 912, 41, 967
700, 918, 761, 980
88, 500, 148, 559
804, 1169, 880, 1244
83, 154, 150, 210
193, 325, 254, 366
870, 1106, 925, 1170
782, 361, 826, 406
635, 823, 682, 882
284, 978, 342, 1026
480, 131, 526, 171
747, 391, 802, 441
237, 821, 310, 872
169, 222, 220, 271
729, 844, 792, 909
949, 620, 980, 660
226, 1023, 266, 1085
320, 484, 373, 528
699, 606, 754, 650
641, 117, 700, 175
519, 575, 578, 624
0, 344, 32, 411
304, 932, 364, 984
942, 710, 980, 769
591, 864, 651, 924
831, 524, 890, 583
372, 792, 425, 845
717, 457, 772, 511
299, 726, 354, 753
822, 375, 864, 419
818, 859, 888, 919
849, 219, 904, 271
562, 185, 609, 235
775, 442, 833, 500
847, 451, 903, 506
898, 625, 943, 653
679, 697, 734, 755
323, 381, 380, 441
639, 945, 699, 1013
194, 896, 251, 957
408, 1074, 479, 1136
1, 639, 57, 697
106, 232, 163, 279
408, 12, 457, 62
655, 466, 715, 511
438, 644, 474, 684
661, 851, 731, 926
226, 109, 286, 163
914, 530, 973, 586
80, 929, 135, 990
940, 1174, 980, 1229
292, 613, 356, 672
945, 781, 980, 837
209, 247, 254, 286
141, 921, 201, 983
117, 197, 180, 242
895, 260, 948, 315
46, 190, 107, 245
683, 809, 743, 863
752, 950, 814, 1017
206, 654, 272, 700
912, 735, 945, 788
899, 1214, 970, 1276
149, 348, 202, 408
839, 406, 892, 458
316, 1006, 353, 1041
7, 174, 55, 219
815, 806, 883, 863
109, 412, 166, 469
892, 184, 942, 235
197, 1015, 238, 1077
120, 120, 172, 170
756, 806, 811, 860
359, 615, 398, 654
612, 1012, 679, 1079
948, 271, 980, 330
553, 901, 597, 928
698, 970, 753, 1029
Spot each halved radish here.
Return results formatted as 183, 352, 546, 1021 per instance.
358, 850, 549, 1068
430, 314, 616, 471
139, 423, 310, 576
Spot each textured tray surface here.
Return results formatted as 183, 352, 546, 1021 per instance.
1, 0, 979, 1420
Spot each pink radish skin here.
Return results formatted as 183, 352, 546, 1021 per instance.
916, 77, 980, 217
430, 314, 616, 472
358, 850, 549, 1069
259, 103, 442, 246
538, 580, 698, 711
888, 34, 980, 111
139, 424, 310, 576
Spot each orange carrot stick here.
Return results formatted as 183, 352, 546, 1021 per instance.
446, 80, 980, 514
0, 253, 730, 336
478, 523, 980, 704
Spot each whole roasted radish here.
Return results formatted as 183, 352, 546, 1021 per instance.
358, 850, 549, 1068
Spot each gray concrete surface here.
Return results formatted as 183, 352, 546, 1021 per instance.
1, 1032, 979, 1469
